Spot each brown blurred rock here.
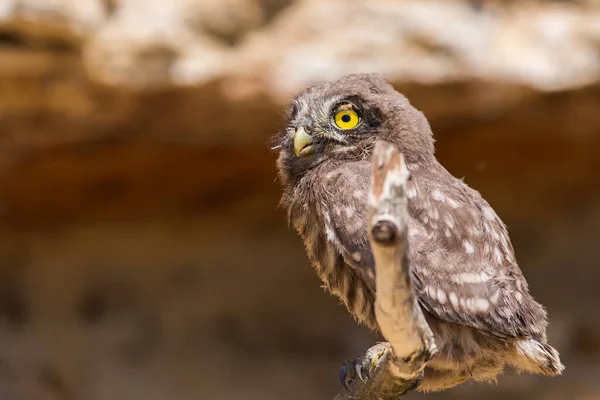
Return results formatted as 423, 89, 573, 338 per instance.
0, 1, 598, 400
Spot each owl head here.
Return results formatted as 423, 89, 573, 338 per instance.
274, 73, 435, 186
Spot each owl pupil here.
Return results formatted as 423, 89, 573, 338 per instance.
341, 114, 351, 123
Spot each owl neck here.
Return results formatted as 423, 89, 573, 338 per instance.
280, 149, 438, 197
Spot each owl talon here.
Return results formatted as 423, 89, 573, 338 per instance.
355, 362, 366, 383
339, 342, 392, 389
340, 360, 357, 389
339, 368, 348, 390
361, 342, 391, 380
371, 345, 390, 378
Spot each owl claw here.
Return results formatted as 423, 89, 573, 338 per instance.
339, 360, 357, 389
362, 342, 391, 380
355, 362, 366, 383
339, 342, 392, 389
339, 367, 348, 390
373, 347, 390, 376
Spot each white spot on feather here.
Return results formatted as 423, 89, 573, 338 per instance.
325, 225, 336, 243
489, 290, 500, 305
437, 288, 447, 304
352, 252, 362, 262
325, 171, 341, 180
406, 187, 417, 199
466, 298, 476, 312
515, 292, 523, 303
323, 211, 331, 225
432, 189, 445, 201
444, 215, 455, 229
454, 272, 489, 284
482, 206, 496, 221
323, 211, 337, 244
463, 240, 475, 254
446, 197, 460, 209
426, 285, 436, 299
449, 292, 459, 308
493, 247, 503, 263
474, 298, 490, 312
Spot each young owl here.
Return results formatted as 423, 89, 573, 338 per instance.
273, 74, 564, 392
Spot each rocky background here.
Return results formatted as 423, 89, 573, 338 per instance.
0, 0, 599, 399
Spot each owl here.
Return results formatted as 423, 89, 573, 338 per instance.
273, 74, 564, 392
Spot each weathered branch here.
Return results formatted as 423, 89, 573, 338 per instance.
334, 141, 437, 400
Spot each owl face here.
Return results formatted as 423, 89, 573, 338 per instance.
287, 95, 376, 157
275, 74, 435, 186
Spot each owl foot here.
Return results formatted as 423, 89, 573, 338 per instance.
340, 342, 392, 389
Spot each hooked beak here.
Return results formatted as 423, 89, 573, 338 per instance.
293, 126, 314, 157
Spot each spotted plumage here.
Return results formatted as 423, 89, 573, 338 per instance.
274, 73, 563, 391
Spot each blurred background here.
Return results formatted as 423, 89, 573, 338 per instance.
0, 0, 598, 399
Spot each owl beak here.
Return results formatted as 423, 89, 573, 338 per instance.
293, 126, 314, 157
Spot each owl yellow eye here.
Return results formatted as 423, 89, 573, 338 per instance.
334, 109, 360, 130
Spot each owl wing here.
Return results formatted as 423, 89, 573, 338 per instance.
406, 175, 548, 340
325, 161, 547, 340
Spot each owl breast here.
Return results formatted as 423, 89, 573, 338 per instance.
286, 164, 378, 329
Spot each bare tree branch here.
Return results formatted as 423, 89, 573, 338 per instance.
334, 141, 438, 400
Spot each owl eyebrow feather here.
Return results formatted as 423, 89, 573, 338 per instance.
330, 97, 363, 114
331, 100, 358, 112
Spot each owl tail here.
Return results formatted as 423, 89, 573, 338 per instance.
511, 339, 565, 376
